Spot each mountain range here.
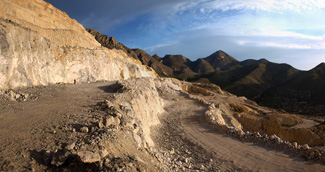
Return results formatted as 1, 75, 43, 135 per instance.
87, 29, 325, 116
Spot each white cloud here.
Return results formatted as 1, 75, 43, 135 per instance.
143, 42, 176, 52
255, 42, 319, 49
198, 0, 325, 13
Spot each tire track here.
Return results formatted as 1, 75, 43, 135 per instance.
170, 96, 325, 172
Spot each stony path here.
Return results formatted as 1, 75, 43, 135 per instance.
162, 94, 325, 172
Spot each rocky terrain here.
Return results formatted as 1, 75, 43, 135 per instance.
1, 0, 325, 172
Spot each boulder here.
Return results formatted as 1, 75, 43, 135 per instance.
77, 151, 101, 163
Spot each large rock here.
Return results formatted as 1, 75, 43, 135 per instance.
0, 0, 156, 90
77, 151, 101, 163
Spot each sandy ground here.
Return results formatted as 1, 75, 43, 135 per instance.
0, 82, 114, 171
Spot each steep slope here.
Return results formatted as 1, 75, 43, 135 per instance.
86, 29, 173, 76
0, 0, 156, 90
191, 58, 215, 74
131, 49, 173, 76
161, 54, 197, 78
86, 28, 126, 50
258, 63, 325, 115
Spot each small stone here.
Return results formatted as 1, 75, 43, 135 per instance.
43, 151, 53, 166
170, 148, 175, 155
77, 151, 101, 163
65, 142, 75, 150
80, 127, 89, 133
133, 133, 142, 147
98, 120, 104, 128
104, 116, 120, 127
15, 94, 21, 99
292, 142, 298, 149
99, 149, 109, 158
23, 93, 29, 99
7, 90, 16, 101
303, 144, 310, 150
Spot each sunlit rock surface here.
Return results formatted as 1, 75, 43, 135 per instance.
0, 0, 156, 90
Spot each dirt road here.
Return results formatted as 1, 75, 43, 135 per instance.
164, 95, 325, 172
0, 82, 114, 171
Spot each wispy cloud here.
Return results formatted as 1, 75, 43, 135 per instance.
193, 0, 325, 13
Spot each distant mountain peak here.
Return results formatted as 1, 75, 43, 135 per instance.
203, 50, 238, 68
163, 54, 189, 63
318, 62, 325, 68
207, 50, 237, 61
152, 54, 161, 60
312, 62, 325, 71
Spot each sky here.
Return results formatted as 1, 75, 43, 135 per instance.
46, 0, 325, 70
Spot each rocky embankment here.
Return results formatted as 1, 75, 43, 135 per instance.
180, 83, 325, 163
0, 0, 156, 90
29, 78, 185, 171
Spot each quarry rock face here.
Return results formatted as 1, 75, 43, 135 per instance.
0, 0, 156, 90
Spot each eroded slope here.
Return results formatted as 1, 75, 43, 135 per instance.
0, 0, 156, 90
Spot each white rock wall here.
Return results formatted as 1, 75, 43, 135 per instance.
118, 78, 181, 147
0, 0, 157, 90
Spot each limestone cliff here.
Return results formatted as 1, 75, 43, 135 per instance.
0, 0, 156, 90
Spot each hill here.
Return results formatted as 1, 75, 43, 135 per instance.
201, 59, 300, 99
257, 63, 325, 115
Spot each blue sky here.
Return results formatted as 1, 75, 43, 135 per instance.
46, 0, 325, 70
